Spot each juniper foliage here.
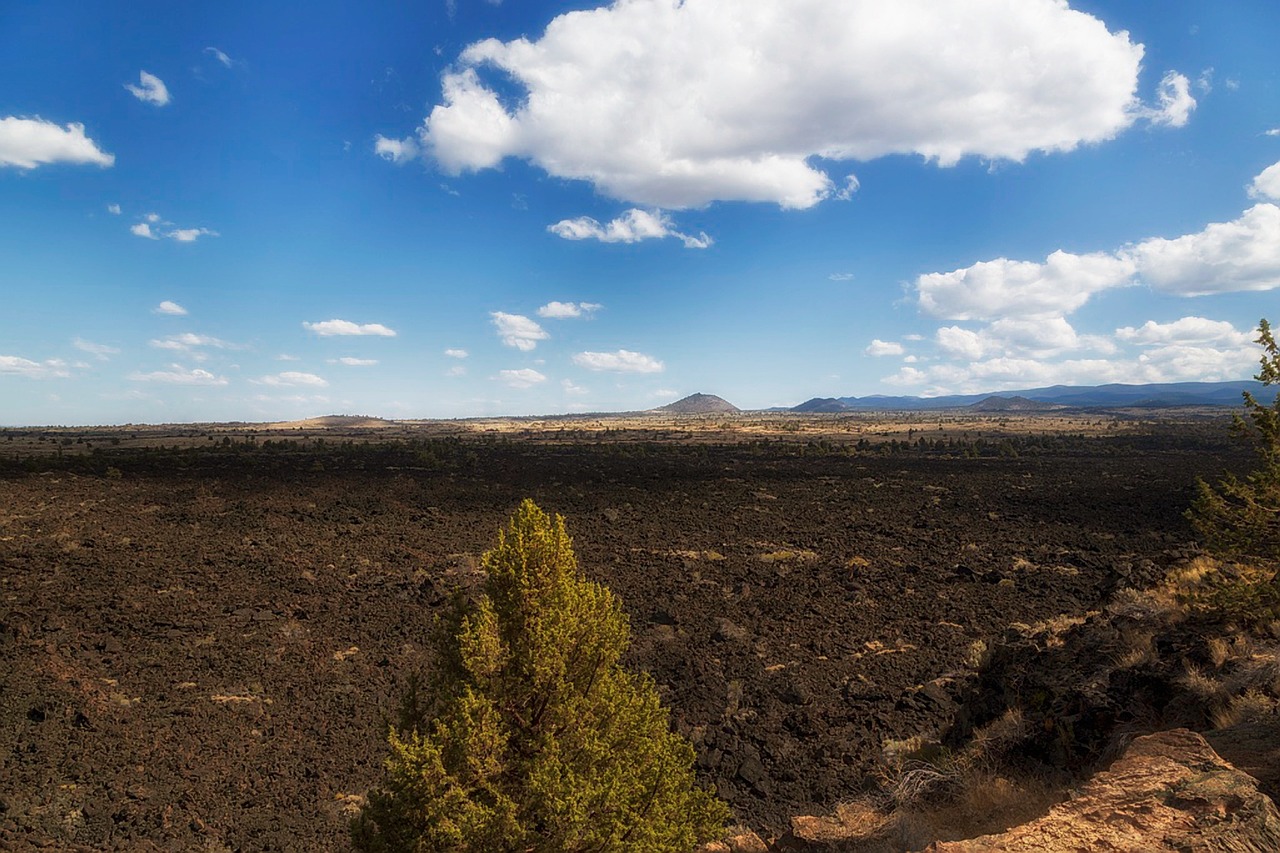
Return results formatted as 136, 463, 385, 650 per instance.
352, 499, 728, 852
1188, 319, 1280, 559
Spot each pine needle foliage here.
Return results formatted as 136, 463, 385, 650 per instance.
352, 499, 729, 852
1188, 319, 1280, 559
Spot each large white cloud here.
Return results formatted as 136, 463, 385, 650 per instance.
491, 312, 548, 351
125, 71, 171, 106
415, 0, 1170, 209
548, 209, 711, 248
572, 350, 664, 373
0, 117, 114, 169
918, 251, 1136, 321
1248, 161, 1280, 202
1124, 204, 1280, 296
303, 319, 397, 336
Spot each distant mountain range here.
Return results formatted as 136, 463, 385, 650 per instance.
789, 380, 1275, 412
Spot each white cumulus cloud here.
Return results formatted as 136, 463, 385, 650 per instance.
131, 222, 158, 239
548, 209, 711, 248
154, 300, 188, 316
107, 203, 121, 215
415, 0, 1168, 209
444, 348, 469, 359
1249, 161, 1280, 202
864, 339, 904, 357
303, 319, 397, 336
536, 301, 602, 319
1123, 204, 1280, 295
572, 350, 664, 373
497, 368, 547, 388
125, 71, 171, 106
0, 116, 115, 169
1116, 317, 1255, 346
491, 312, 548, 351
918, 251, 1136, 321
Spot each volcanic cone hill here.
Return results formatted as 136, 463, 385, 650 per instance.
656, 393, 740, 414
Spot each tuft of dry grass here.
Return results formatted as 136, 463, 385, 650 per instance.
1208, 636, 1231, 668
1212, 689, 1279, 729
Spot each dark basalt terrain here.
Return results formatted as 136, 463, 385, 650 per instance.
0, 428, 1246, 849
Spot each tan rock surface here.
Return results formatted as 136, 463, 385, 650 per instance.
927, 729, 1280, 852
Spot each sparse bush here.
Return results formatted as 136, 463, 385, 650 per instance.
1188, 318, 1280, 560
352, 499, 728, 852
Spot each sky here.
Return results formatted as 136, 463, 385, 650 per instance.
2, 0, 1279, 426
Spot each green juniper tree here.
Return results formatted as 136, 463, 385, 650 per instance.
1188, 319, 1280, 559
352, 499, 728, 852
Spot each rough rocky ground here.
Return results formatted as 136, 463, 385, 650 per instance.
0, 437, 1239, 849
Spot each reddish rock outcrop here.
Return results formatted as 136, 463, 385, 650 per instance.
927, 729, 1280, 852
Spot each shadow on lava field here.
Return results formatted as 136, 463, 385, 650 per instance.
0, 436, 1244, 849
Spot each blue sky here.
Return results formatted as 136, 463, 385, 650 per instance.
2, 0, 1279, 425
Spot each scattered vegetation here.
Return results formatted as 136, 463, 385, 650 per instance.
352, 500, 728, 852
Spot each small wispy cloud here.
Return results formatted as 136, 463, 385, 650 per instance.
204, 47, 233, 68
374, 134, 420, 164
129, 365, 227, 385
497, 368, 547, 389
864, 339, 904, 357
303, 319, 397, 337
154, 300, 188, 316
444, 348, 469, 359
106, 203, 121, 215
256, 371, 329, 387
548, 209, 712, 249
572, 350, 664, 373
73, 338, 119, 360
131, 214, 217, 242
537, 301, 602, 319
491, 312, 548, 351
149, 332, 237, 354
828, 272, 855, 282
125, 71, 171, 106
0, 355, 71, 379
329, 357, 378, 366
